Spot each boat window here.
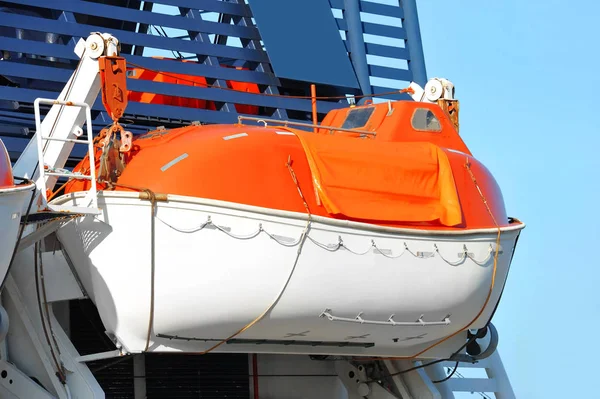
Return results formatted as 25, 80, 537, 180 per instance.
341, 107, 375, 129
411, 108, 442, 132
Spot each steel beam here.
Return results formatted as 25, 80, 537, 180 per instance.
344, 0, 372, 97
399, 0, 427, 86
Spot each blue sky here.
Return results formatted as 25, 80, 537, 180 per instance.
417, 1, 600, 397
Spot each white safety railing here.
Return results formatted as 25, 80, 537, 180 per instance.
34, 98, 99, 215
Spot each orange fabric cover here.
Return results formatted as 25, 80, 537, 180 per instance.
293, 131, 462, 226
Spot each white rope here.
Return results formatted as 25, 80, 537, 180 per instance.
306, 236, 342, 251
338, 236, 373, 256
155, 215, 497, 266
155, 214, 211, 233
435, 244, 467, 266
262, 230, 303, 247
213, 223, 262, 240
372, 240, 407, 259
468, 245, 497, 266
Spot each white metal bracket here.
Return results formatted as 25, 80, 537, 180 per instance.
0, 360, 56, 399
335, 361, 408, 399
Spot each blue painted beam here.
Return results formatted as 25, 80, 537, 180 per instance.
0, 37, 279, 86
133, 1, 154, 56
179, 7, 237, 113
328, 0, 345, 9
362, 21, 407, 39
127, 55, 279, 85
368, 65, 412, 82
329, 0, 404, 19
0, 0, 427, 167
0, 114, 34, 127
399, 0, 427, 86
342, 40, 411, 61
359, 1, 404, 18
128, 80, 344, 113
230, 0, 287, 120
0, 94, 344, 133
344, 0, 371, 96
0, 124, 30, 137
0, 13, 269, 63
0, 60, 343, 114
336, 19, 407, 39
0, 61, 72, 82
2, 0, 261, 40
0, 110, 38, 123
0, 80, 345, 128
0, 109, 143, 133
126, 105, 315, 130
0, 37, 77, 60
58, 11, 79, 47
0, 86, 93, 108
155, 0, 252, 17
0, 85, 242, 125
364, 42, 410, 60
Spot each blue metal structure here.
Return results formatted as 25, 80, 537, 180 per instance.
0, 0, 427, 162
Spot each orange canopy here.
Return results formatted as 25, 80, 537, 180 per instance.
293, 131, 462, 226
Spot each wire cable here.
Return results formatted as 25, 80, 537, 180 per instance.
143, 189, 157, 352
34, 242, 66, 384
432, 361, 459, 383
403, 158, 503, 360
364, 332, 478, 382
191, 156, 313, 354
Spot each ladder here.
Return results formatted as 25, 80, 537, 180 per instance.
437, 350, 515, 399
34, 98, 99, 215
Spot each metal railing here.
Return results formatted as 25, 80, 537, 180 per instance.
237, 116, 376, 136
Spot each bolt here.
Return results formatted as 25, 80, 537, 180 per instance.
90, 42, 98, 50
430, 86, 437, 93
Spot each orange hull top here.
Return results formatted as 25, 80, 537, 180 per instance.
64, 101, 510, 230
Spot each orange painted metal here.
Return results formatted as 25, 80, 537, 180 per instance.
128, 61, 209, 109
127, 59, 260, 114
311, 84, 317, 133
224, 66, 260, 115
65, 100, 510, 230
98, 56, 128, 121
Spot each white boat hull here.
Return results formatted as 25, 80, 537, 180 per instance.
0, 184, 34, 279
54, 191, 523, 358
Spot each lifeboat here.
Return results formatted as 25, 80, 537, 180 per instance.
0, 139, 35, 277
53, 94, 524, 358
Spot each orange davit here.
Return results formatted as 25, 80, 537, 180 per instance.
64, 100, 509, 231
